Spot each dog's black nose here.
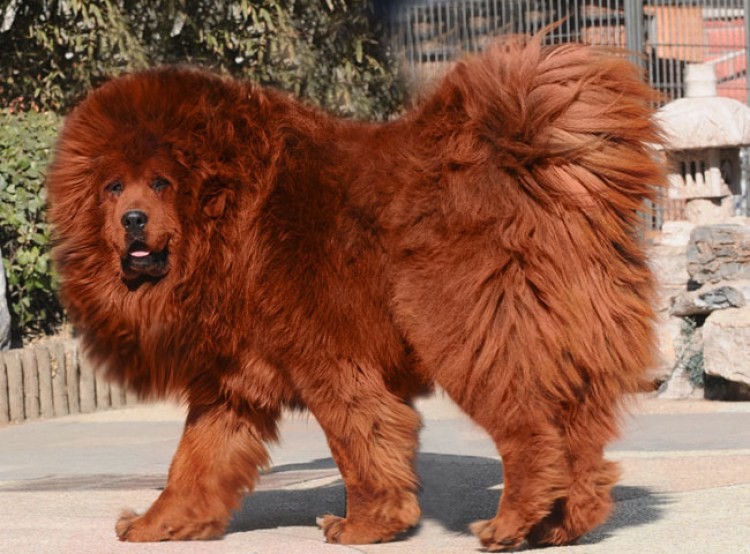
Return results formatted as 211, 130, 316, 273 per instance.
121, 210, 148, 232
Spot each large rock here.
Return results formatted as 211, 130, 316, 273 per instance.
0, 246, 10, 350
687, 224, 750, 285
703, 306, 750, 387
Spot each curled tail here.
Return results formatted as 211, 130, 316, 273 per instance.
399, 37, 666, 399
416, 36, 666, 221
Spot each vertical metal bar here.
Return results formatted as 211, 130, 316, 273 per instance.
434, 2, 446, 62
669, 1, 675, 98
525, 0, 531, 35
439, 0, 445, 60
625, 0, 645, 67
411, 3, 417, 67
449, 0, 454, 56
470, 0, 475, 49
584, 0, 589, 44
419, 4, 426, 63
406, 3, 414, 71
516, 0, 523, 35
652, 0, 660, 94
559, 0, 566, 40
459, 0, 465, 52
455, 0, 461, 51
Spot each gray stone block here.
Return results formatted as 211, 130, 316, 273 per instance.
687, 224, 750, 284
670, 284, 746, 316
649, 245, 691, 287
654, 221, 697, 248
703, 306, 750, 387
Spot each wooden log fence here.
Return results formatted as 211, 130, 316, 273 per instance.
0, 340, 137, 424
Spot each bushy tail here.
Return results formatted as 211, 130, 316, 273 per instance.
417, 35, 666, 220
404, 35, 666, 399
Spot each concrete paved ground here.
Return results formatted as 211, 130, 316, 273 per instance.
1, 394, 749, 553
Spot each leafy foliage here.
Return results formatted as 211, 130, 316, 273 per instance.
0, 110, 63, 344
0, 0, 404, 119
0, 0, 403, 343
678, 316, 705, 387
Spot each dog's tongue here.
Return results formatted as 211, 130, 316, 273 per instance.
130, 250, 151, 258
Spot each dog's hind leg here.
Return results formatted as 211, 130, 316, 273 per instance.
526, 399, 622, 546
465, 406, 570, 551
116, 402, 279, 542
302, 360, 422, 545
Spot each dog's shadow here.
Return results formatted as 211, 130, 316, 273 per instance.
229, 452, 666, 544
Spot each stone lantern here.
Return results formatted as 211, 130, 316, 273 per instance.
655, 64, 750, 224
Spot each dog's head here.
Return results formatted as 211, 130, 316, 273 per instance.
98, 155, 180, 283
47, 67, 254, 291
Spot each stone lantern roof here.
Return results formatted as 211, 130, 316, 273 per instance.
655, 64, 750, 150
656, 96, 750, 150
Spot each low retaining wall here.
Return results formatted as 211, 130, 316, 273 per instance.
0, 340, 137, 424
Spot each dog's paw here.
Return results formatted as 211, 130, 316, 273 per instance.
116, 508, 224, 541
317, 514, 397, 545
469, 518, 526, 552
115, 510, 168, 542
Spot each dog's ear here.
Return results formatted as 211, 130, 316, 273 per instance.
202, 189, 234, 218
200, 174, 235, 219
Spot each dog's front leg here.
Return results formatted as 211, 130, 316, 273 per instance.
302, 361, 423, 545
116, 401, 278, 541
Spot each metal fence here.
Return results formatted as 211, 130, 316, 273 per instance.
389, 0, 750, 225
390, 0, 750, 103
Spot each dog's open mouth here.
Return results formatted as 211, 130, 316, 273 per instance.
121, 240, 169, 279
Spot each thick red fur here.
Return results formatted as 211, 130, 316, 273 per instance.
47, 37, 665, 550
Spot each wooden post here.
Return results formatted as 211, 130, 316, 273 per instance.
5, 352, 24, 422
21, 348, 39, 420
95, 369, 111, 410
35, 346, 55, 418
48, 342, 69, 417
125, 388, 139, 406
79, 350, 96, 413
0, 353, 9, 424
65, 341, 80, 414
110, 382, 127, 409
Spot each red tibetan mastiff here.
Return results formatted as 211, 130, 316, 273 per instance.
47, 37, 664, 549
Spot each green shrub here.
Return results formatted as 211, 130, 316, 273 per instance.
678, 316, 705, 387
0, 0, 404, 119
0, 110, 63, 344
0, 0, 404, 344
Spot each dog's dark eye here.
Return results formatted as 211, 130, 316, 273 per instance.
151, 177, 170, 192
105, 181, 123, 196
